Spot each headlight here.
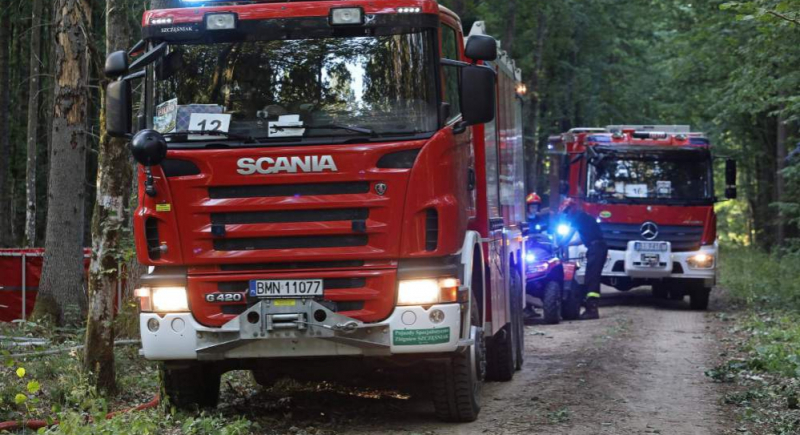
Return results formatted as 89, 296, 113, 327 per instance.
135, 287, 189, 312
687, 253, 715, 269
397, 278, 460, 306
205, 13, 237, 30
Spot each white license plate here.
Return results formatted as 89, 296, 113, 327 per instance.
248, 279, 323, 298
634, 241, 668, 252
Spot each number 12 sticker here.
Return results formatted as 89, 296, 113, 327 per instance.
188, 113, 231, 139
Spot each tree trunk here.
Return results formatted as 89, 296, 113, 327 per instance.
32, 0, 92, 326
526, 12, 547, 196
503, 0, 516, 54
84, 0, 133, 394
25, 0, 44, 247
776, 107, 787, 246
0, 6, 11, 247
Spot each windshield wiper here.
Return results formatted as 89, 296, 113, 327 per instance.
163, 130, 257, 143
267, 124, 374, 136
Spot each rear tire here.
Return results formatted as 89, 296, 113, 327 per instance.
432, 298, 484, 422
690, 287, 711, 310
252, 369, 279, 388
161, 363, 221, 410
512, 270, 524, 371
562, 281, 583, 321
542, 281, 561, 325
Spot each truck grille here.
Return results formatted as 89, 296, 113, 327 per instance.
600, 223, 704, 252
211, 208, 369, 225
213, 235, 368, 251
209, 182, 370, 199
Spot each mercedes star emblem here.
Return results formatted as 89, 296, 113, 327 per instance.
375, 183, 387, 196
640, 222, 659, 240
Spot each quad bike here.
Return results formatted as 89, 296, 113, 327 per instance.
524, 232, 565, 324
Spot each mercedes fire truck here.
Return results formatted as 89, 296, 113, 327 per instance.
553, 126, 736, 310
103, 0, 527, 422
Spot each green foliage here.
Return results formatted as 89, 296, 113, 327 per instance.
720, 246, 800, 308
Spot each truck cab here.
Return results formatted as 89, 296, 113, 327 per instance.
555, 125, 736, 309
104, 0, 526, 422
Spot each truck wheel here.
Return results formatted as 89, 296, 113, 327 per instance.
432, 298, 485, 422
561, 282, 583, 321
542, 281, 562, 325
652, 283, 669, 299
512, 270, 524, 371
161, 363, 221, 410
690, 287, 711, 310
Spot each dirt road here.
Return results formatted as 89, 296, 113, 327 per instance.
222, 288, 731, 434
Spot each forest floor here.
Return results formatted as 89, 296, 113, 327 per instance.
4, 286, 798, 434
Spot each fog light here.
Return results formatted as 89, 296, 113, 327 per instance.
687, 253, 715, 269
147, 318, 160, 332
205, 13, 237, 30
330, 7, 363, 25
429, 309, 445, 324
149, 17, 173, 25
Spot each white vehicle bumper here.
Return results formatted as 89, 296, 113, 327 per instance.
139, 300, 466, 361
574, 242, 717, 285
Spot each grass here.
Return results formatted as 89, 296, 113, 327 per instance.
709, 245, 800, 434
719, 246, 800, 309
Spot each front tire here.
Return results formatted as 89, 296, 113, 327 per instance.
542, 280, 562, 325
690, 287, 711, 310
161, 363, 221, 410
432, 299, 485, 422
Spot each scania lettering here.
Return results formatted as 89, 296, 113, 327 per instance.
552, 125, 737, 310
236, 155, 338, 175
104, 1, 528, 422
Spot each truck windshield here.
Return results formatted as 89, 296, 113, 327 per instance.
586, 153, 713, 204
152, 31, 437, 142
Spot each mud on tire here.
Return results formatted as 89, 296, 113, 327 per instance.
161, 363, 221, 410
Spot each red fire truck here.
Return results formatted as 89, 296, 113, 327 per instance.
552, 126, 736, 310
103, 1, 526, 421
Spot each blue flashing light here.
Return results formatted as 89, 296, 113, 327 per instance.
526, 253, 536, 263
557, 224, 570, 236
586, 135, 612, 143
689, 137, 710, 146
534, 224, 542, 231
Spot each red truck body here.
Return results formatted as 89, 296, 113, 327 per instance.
553, 126, 729, 308
113, 0, 526, 419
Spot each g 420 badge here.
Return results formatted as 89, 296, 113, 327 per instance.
205, 293, 244, 303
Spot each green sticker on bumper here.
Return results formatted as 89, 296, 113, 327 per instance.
393, 327, 450, 346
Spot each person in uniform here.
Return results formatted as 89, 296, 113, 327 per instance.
558, 199, 607, 320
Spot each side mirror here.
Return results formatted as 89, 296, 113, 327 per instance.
460, 65, 496, 126
725, 158, 737, 199
104, 51, 129, 78
106, 80, 132, 138
131, 129, 168, 167
465, 35, 497, 61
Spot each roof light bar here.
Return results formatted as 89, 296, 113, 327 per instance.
330, 7, 363, 25
397, 7, 422, 13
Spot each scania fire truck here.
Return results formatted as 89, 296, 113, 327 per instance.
103, 0, 527, 422
553, 126, 736, 310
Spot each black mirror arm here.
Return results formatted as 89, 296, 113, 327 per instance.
123, 70, 146, 82
144, 166, 157, 197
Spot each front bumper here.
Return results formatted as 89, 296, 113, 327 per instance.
574, 243, 717, 285
139, 299, 466, 361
